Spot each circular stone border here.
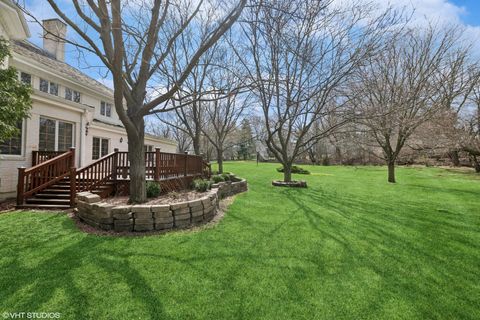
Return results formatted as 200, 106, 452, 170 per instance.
272, 180, 307, 188
74, 176, 247, 233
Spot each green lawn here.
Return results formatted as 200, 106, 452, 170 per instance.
1, 163, 479, 319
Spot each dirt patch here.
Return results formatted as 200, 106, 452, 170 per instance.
103, 190, 207, 205
0, 199, 17, 214
70, 195, 236, 237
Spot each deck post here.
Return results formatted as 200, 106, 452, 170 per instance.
32, 151, 38, 167
69, 147, 76, 167
16, 167, 26, 206
184, 151, 188, 177
113, 148, 119, 182
70, 167, 76, 207
154, 148, 161, 181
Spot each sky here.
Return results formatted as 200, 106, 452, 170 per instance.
21, 0, 480, 89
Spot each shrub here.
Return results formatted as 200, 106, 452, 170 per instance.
192, 179, 211, 192
211, 175, 225, 183
221, 173, 231, 181
276, 165, 310, 175
146, 181, 161, 198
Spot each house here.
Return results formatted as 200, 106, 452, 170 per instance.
0, 1, 177, 200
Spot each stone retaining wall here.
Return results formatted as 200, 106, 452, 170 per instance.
74, 177, 247, 233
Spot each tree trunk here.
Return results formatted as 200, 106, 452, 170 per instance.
387, 161, 396, 183
127, 120, 146, 203
283, 164, 292, 182
448, 150, 460, 167
192, 136, 201, 156
471, 155, 480, 173
217, 148, 224, 174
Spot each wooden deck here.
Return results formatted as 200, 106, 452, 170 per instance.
16, 148, 211, 208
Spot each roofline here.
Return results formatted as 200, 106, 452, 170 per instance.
11, 49, 115, 102
0, 0, 30, 39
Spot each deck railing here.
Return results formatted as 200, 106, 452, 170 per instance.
18, 148, 211, 206
17, 148, 75, 205
75, 148, 210, 195
32, 150, 65, 166
75, 151, 118, 195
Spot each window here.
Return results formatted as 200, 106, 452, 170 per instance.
65, 87, 72, 100
20, 72, 31, 85
92, 137, 109, 160
144, 145, 154, 152
58, 122, 73, 151
39, 78, 49, 93
65, 87, 81, 103
49, 82, 58, 96
73, 90, 81, 103
0, 121, 22, 155
39, 117, 56, 151
39, 117, 74, 151
100, 101, 112, 117
39, 78, 59, 96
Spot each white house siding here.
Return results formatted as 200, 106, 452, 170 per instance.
84, 124, 178, 162
0, 96, 84, 198
0, 7, 177, 200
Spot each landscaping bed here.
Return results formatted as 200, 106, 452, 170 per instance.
74, 174, 248, 233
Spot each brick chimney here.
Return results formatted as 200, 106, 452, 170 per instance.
42, 19, 67, 61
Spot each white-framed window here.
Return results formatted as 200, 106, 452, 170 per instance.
39, 78, 59, 96
65, 87, 81, 103
144, 145, 154, 152
39, 78, 48, 93
38, 116, 74, 151
100, 101, 112, 117
92, 137, 109, 160
0, 121, 23, 155
20, 72, 31, 86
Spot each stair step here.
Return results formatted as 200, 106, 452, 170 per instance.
41, 189, 70, 194
16, 204, 71, 210
34, 193, 70, 199
47, 185, 70, 190
25, 198, 70, 205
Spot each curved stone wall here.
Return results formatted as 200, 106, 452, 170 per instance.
74, 178, 247, 233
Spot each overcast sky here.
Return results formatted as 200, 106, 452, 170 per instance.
23, 0, 480, 89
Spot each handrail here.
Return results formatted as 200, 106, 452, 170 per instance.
32, 150, 64, 166
76, 150, 118, 194
17, 148, 75, 206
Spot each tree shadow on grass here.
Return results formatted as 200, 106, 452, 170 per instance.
277, 186, 480, 318
0, 220, 172, 320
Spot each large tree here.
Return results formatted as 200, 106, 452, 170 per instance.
236, 0, 395, 182
0, 39, 31, 141
349, 27, 470, 182
24, 0, 247, 202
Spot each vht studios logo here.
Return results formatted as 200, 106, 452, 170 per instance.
2, 312, 61, 319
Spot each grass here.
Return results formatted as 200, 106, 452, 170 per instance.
1, 162, 479, 319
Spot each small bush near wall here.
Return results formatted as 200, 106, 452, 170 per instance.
146, 182, 161, 198
211, 175, 225, 183
193, 179, 212, 192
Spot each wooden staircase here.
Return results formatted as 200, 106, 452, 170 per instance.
17, 178, 116, 209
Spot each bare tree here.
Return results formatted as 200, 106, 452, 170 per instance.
349, 27, 465, 183
21, 0, 247, 202
146, 117, 192, 152
235, 0, 395, 182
